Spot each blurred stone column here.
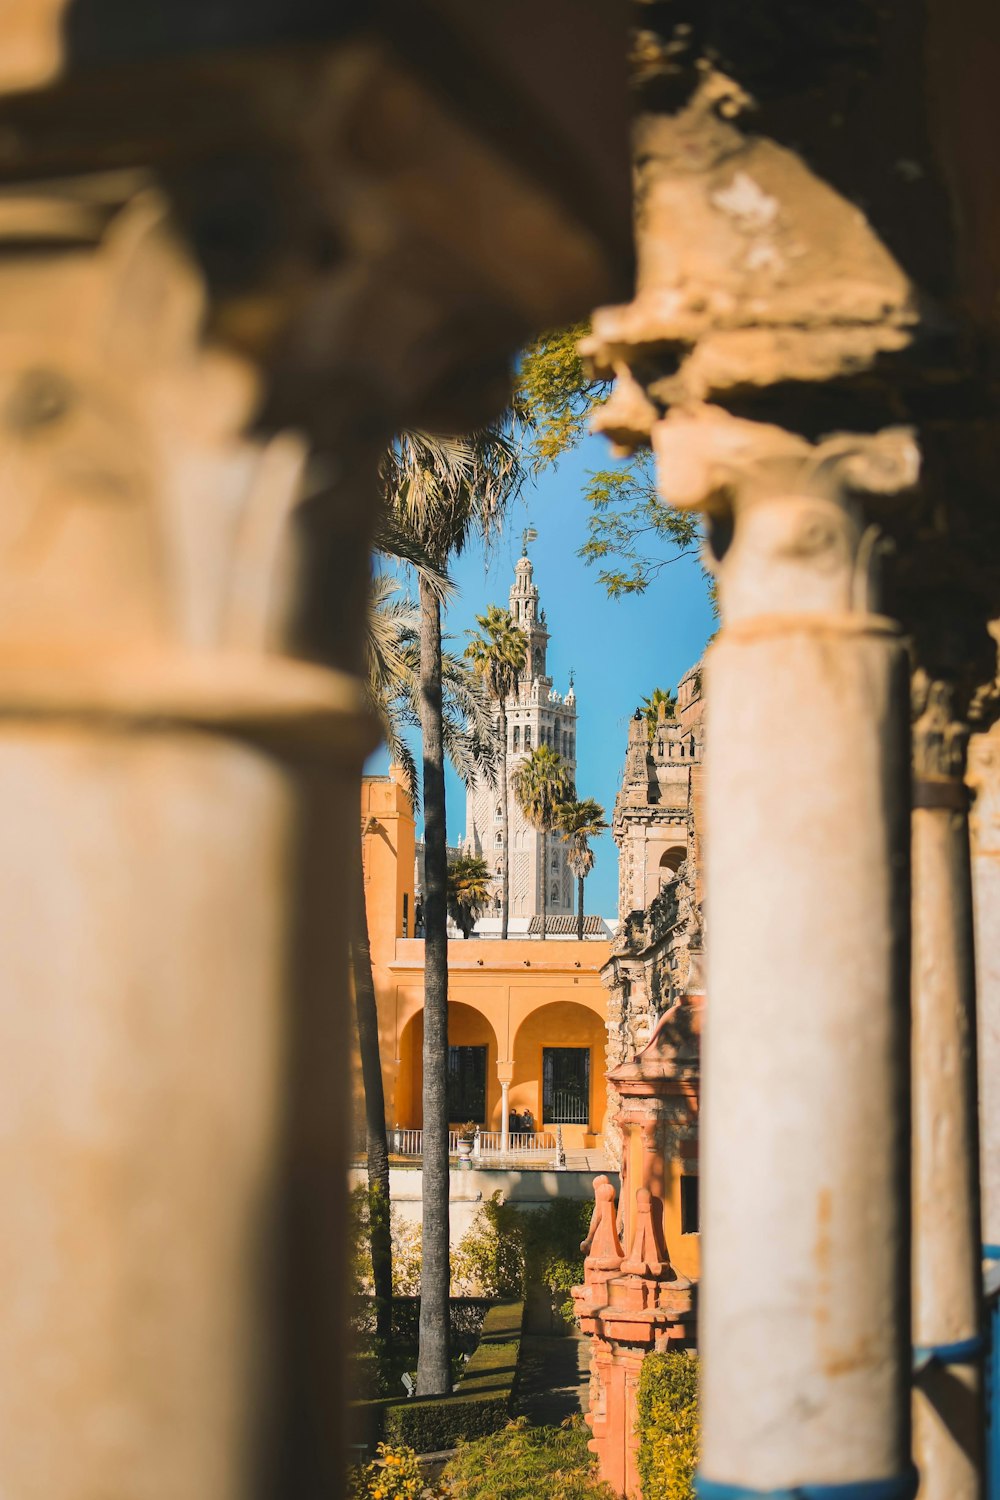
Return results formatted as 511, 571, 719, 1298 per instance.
652, 408, 917, 1499
0, 190, 376, 1500
970, 712, 1000, 1262
911, 675, 983, 1500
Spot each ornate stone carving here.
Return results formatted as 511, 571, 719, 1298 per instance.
651, 406, 919, 625
912, 672, 969, 785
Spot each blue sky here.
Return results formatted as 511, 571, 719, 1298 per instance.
365, 432, 715, 917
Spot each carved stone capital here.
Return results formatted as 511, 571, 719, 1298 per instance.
912, 671, 970, 787
0, 185, 378, 755
651, 406, 919, 625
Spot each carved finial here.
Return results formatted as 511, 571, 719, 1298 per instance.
621, 1188, 670, 1277
582, 1175, 625, 1271
521, 525, 537, 557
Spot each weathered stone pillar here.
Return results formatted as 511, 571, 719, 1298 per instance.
910, 674, 983, 1500
970, 717, 1000, 1260
652, 407, 917, 1499
0, 192, 377, 1500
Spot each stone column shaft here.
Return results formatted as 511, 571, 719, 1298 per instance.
970, 727, 1000, 1256
652, 409, 917, 1497
911, 686, 983, 1500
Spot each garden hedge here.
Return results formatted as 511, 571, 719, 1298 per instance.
635, 1350, 699, 1500
381, 1299, 524, 1453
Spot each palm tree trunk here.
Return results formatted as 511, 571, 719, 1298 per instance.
577, 873, 585, 942
416, 574, 451, 1395
498, 700, 510, 941
540, 828, 547, 940
351, 848, 393, 1348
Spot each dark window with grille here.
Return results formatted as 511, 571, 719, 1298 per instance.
543, 1047, 590, 1125
681, 1175, 699, 1234
447, 1045, 487, 1124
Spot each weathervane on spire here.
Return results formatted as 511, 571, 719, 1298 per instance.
521, 525, 538, 556
569, 669, 575, 689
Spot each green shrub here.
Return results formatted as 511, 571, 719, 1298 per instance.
381, 1301, 524, 1453
636, 1351, 700, 1500
451, 1195, 592, 1305
349, 1185, 423, 1299
443, 1416, 616, 1500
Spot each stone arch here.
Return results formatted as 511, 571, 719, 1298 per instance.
397, 1001, 502, 1130
510, 999, 608, 1146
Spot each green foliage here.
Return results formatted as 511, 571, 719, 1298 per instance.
579, 452, 699, 597
451, 1194, 592, 1307
349, 1441, 448, 1500
516, 325, 708, 602
510, 745, 573, 834
350, 1185, 423, 1298
443, 1416, 616, 1500
515, 323, 608, 465
464, 606, 528, 702
553, 798, 608, 883
641, 687, 677, 740
636, 1352, 700, 1500
382, 1302, 524, 1453
446, 853, 493, 938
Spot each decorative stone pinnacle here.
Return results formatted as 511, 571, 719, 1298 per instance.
582, 1175, 625, 1272
621, 1187, 670, 1278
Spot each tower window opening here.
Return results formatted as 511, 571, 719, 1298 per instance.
658, 740, 664, 757
681, 1175, 700, 1234
495, 832, 503, 847
525, 727, 532, 750
495, 803, 502, 821
513, 726, 520, 752
550, 881, 560, 902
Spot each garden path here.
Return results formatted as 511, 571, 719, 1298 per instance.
515, 1330, 591, 1427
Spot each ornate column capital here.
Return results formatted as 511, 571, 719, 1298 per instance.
912, 672, 970, 793
650, 404, 919, 626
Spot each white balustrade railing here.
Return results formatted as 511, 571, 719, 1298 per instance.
388, 1128, 558, 1161
473, 1130, 556, 1159
390, 1129, 463, 1156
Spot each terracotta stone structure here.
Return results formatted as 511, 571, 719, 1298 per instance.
573, 1171, 694, 1498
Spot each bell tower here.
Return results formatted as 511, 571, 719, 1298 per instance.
509, 549, 550, 682
463, 539, 580, 928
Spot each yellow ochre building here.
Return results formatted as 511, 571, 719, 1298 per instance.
361, 768, 611, 1155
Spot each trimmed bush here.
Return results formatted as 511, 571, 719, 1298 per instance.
443, 1416, 616, 1500
636, 1351, 700, 1500
451, 1194, 592, 1308
381, 1301, 524, 1453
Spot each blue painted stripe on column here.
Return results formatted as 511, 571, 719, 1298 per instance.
694, 1466, 919, 1500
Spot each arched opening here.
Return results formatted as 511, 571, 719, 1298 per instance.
510, 1000, 608, 1148
658, 846, 686, 889
513, 725, 520, 752
396, 1002, 501, 1131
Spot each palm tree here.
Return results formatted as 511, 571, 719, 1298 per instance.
641, 686, 676, 740
554, 798, 609, 941
384, 423, 524, 1396
510, 744, 572, 940
357, 573, 496, 1348
464, 606, 527, 940
447, 853, 493, 938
